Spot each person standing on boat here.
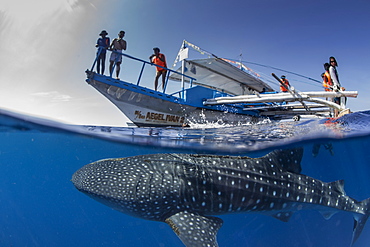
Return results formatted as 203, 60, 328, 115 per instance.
150, 47, 167, 91
95, 30, 110, 75
329, 57, 341, 92
279, 75, 290, 92
109, 31, 127, 79
322, 63, 332, 92
329, 56, 346, 116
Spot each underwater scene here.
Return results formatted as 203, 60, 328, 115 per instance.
0, 110, 370, 247
1, 109, 370, 247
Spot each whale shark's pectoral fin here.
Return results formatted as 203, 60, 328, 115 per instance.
165, 211, 223, 247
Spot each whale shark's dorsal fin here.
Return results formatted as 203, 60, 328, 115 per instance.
165, 211, 223, 247
328, 180, 346, 195
263, 148, 304, 174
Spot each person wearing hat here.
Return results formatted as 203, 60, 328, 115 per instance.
279, 75, 290, 92
109, 31, 127, 79
149, 47, 167, 91
95, 30, 110, 75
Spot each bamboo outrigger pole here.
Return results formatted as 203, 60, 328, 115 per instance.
271, 73, 310, 112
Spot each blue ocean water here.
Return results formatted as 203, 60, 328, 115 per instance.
1, 109, 370, 247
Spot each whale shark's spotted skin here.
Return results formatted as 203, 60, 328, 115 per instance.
72, 149, 370, 247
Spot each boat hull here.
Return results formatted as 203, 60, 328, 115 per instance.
87, 74, 257, 127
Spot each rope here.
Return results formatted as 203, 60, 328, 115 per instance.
225, 58, 322, 84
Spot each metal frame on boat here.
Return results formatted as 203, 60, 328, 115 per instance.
85, 40, 358, 127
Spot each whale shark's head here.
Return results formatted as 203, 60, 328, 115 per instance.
72, 154, 184, 220
72, 157, 137, 214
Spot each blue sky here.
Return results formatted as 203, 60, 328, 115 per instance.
0, 0, 369, 126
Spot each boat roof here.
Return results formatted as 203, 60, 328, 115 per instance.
169, 58, 274, 95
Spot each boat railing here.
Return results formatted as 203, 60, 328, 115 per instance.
91, 47, 196, 98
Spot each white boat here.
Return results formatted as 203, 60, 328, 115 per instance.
85, 40, 358, 127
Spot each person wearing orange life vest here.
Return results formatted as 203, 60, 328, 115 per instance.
149, 47, 167, 91
279, 75, 290, 92
322, 63, 332, 91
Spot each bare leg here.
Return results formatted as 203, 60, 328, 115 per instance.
154, 71, 161, 91
116, 62, 121, 78
161, 71, 167, 89
109, 61, 114, 76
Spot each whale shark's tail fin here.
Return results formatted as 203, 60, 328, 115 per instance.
352, 198, 370, 245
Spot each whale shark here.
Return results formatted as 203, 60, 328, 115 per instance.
72, 148, 370, 247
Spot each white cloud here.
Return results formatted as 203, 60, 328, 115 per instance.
31, 91, 72, 102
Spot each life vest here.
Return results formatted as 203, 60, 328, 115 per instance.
280, 79, 290, 92
152, 53, 167, 71
322, 71, 332, 91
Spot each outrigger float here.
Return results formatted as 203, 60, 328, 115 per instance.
86, 40, 358, 127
